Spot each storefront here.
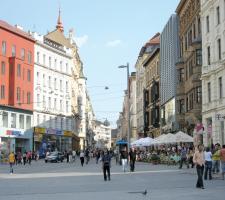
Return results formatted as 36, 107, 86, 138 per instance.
34, 127, 75, 156
0, 128, 33, 156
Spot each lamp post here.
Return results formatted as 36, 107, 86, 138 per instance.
118, 63, 130, 152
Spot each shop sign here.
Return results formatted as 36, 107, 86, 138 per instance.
56, 130, 63, 135
46, 128, 56, 135
34, 127, 46, 134
64, 131, 72, 137
34, 133, 43, 142
6, 130, 22, 137
215, 114, 225, 121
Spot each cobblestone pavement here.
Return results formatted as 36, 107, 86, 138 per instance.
0, 159, 224, 200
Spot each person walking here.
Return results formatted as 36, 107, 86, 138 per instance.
102, 150, 111, 181
85, 149, 90, 164
129, 148, 136, 172
121, 149, 128, 172
23, 151, 27, 165
220, 144, 225, 180
8, 152, 15, 174
179, 145, 187, 169
80, 151, 85, 167
193, 144, 205, 189
212, 144, 221, 174
204, 147, 212, 180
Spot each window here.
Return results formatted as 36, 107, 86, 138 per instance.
60, 80, 62, 91
17, 64, 21, 77
54, 98, 57, 109
178, 68, 184, 83
208, 82, 211, 102
190, 93, 194, 110
43, 95, 46, 108
1, 61, 5, 74
206, 16, 209, 33
49, 56, 51, 68
28, 51, 32, 64
37, 94, 40, 107
207, 46, 211, 65
196, 87, 202, 103
16, 87, 21, 102
198, 17, 201, 35
196, 49, 202, 65
193, 23, 196, 39
60, 61, 62, 72
48, 76, 51, 88
11, 113, 16, 128
66, 101, 69, 113
66, 63, 68, 73
43, 74, 45, 86
12, 45, 16, 57
66, 118, 69, 130
60, 100, 63, 112
188, 60, 193, 77
186, 97, 189, 111
218, 39, 221, 60
48, 97, 51, 109
37, 114, 40, 125
21, 48, 25, 60
26, 116, 31, 129
66, 81, 68, 92
27, 92, 31, 104
27, 69, 31, 81
54, 59, 57, 70
19, 114, 24, 129
217, 6, 220, 24
37, 52, 40, 63
219, 77, 223, 99
3, 112, 8, 127
49, 116, 52, 128
43, 54, 46, 65
2, 41, 6, 55
54, 78, 57, 89
179, 99, 185, 113
0, 85, 5, 99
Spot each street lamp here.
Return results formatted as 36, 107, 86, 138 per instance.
118, 63, 130, 153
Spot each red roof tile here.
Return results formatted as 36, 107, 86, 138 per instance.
0, 20, 35, 42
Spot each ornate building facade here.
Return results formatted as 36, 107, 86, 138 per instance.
201, 0, 225, 146
143, 33, 160, 138
176, 0, 202, 136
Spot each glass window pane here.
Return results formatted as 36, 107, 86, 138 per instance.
26, 116, 31, 129
3, 112, 8, 127
11, 113, 16, 128
19, 114, 24, 129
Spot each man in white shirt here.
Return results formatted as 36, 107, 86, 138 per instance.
204, 147, 212, 180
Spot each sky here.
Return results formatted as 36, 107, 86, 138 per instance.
1, 0, 180, 127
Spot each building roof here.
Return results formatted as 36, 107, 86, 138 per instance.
0, 20, 35, 42
176, 0, 186, 14
138, 32, 160, 57
44, 29, 72, 48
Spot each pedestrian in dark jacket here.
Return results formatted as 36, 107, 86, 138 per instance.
102, 150, 111, 181
129, 148, 136, 172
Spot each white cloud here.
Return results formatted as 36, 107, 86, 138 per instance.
106, 39, 122, 47
74, 35, 88, 47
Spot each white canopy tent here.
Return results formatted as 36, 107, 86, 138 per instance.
174, 131, 193, 143
153, 133, 176, 145
131, 137, 155, 147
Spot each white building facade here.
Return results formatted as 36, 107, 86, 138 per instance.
32, 28, 75, 154
201, 0, 225, 146
93, 120, 111, 149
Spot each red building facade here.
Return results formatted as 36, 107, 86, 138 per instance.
0, 20, 35, 110
0, 20, 35, 154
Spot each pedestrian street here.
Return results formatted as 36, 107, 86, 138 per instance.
0, 159, 224, 200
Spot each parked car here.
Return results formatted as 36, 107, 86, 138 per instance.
45, 152, 64, 163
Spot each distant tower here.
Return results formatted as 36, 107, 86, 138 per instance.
56, 8, 64, 32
